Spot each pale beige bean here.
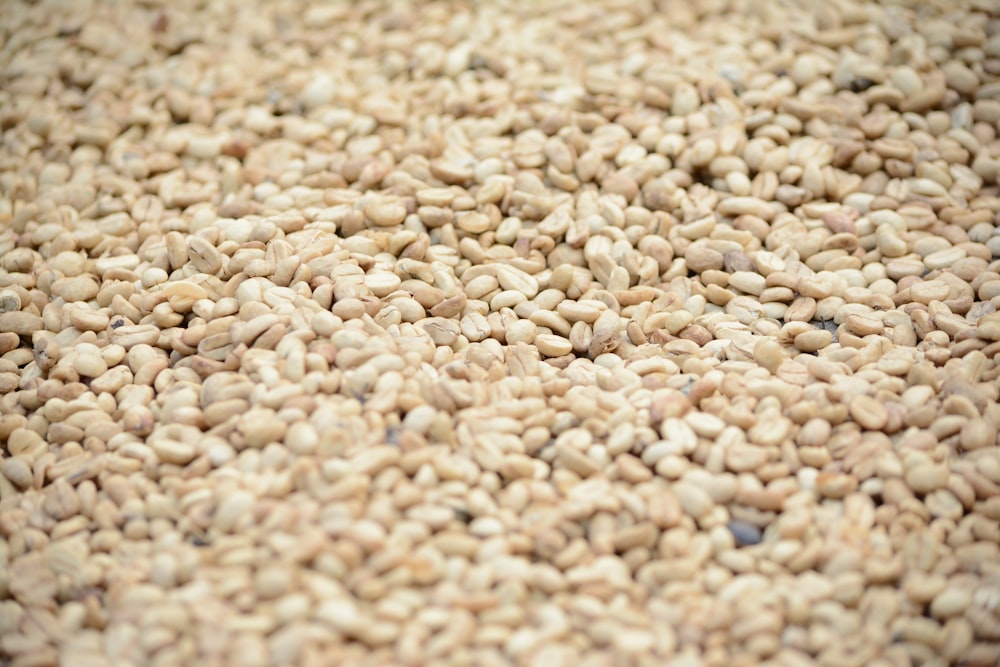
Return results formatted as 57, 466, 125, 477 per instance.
0, 311, 43, 338
849, 396, 888, 431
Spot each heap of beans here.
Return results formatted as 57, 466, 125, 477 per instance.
1, 1, 998, 665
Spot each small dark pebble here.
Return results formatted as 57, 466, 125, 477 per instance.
809, 319, 839, 339
187, 534, 210, 547
727, 520, 763, 547
850, 77, 875, 93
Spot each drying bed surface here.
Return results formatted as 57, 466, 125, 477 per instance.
1, 0, 1000, 666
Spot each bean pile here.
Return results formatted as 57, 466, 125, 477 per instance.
1, 0, 999, 665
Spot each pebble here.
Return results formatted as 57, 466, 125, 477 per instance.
727, 520, 763, 547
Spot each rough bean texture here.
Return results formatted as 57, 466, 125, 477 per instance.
1, 1, 999, 666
